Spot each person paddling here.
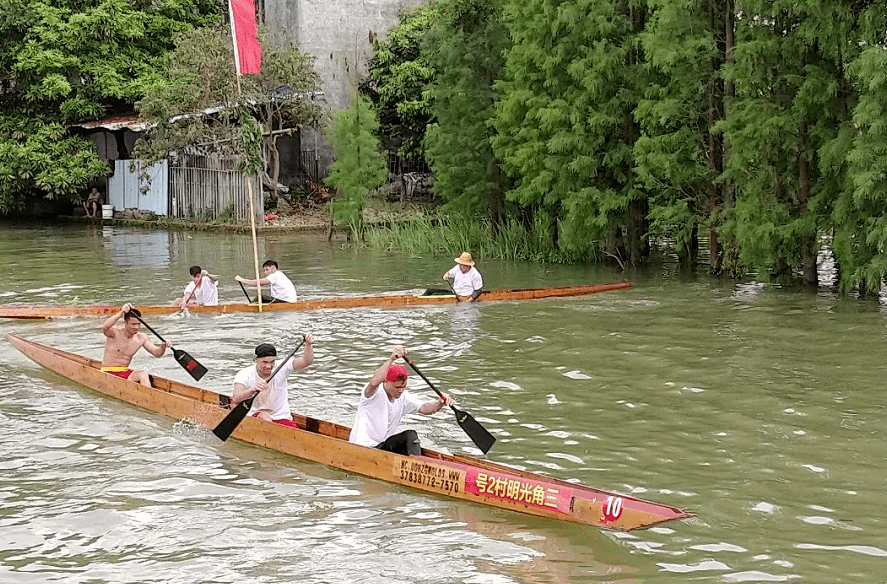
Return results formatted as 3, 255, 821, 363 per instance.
235, 260, 298, 303
443, 252, 484, 302
348, 347, 452, 456
100, 303, 170, 386
173, 265, 219, 308
231, 336, 314, 428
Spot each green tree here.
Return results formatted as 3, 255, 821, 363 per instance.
133, 25, 322, 186
324, 93, 389, 239
0, 0, 221, 212
834, 3, 887, 294
635, 0, 734, 271
424, 0, 511, 225
719, 0, 855, 285
494, 0, 649, 264
363, 4, 438, 161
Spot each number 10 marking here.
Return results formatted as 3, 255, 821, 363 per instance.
604, 496, 623, 521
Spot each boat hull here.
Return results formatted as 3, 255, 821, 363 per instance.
0, 282, 632, 319
6, 333, 690, 530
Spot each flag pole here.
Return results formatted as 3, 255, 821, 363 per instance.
229, 0, 263, 311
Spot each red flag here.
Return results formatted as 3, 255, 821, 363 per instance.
229, 0, 262, 75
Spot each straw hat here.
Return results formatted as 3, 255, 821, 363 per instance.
454, 252, 475, 266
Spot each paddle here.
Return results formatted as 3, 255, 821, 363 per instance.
403, 356, 496, 454
238, 280, 254, 303
131, 313, 208, 381
177, 272, 202, 316
212, 335, 306, 441
445, 277, 460, 302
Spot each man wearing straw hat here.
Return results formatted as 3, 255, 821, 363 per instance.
443, 251, 484, 302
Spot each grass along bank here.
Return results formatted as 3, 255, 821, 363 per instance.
362, 213, 600, 264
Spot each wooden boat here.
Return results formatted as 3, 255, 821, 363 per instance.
0, 282, 632, 319
8, 334, 690, 530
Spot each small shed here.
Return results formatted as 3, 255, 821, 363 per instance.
71, 114, 264, 224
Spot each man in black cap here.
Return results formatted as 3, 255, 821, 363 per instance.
231, 335, 314, 428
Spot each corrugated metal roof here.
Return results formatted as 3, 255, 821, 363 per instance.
72, 91, 324, 133
72, 113, 153, 132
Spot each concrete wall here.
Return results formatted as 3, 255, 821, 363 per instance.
264, 0, 426, 181
267, 0, 424, 110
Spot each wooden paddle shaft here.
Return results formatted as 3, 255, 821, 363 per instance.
183, 273, 203, 305
403, 357, 453, 413
132, 313, 169, 345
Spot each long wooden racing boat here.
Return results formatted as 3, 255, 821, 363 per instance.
0, 282, 631, 319
8, 333, 690, 530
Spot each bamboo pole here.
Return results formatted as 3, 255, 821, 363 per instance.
246, 176, 262, 312
229, 1, 263, 312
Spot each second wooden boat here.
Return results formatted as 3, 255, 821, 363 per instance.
0, 282, 632, 319
7, 333, 691, 531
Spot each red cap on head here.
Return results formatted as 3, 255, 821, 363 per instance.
386, 364, 408, 383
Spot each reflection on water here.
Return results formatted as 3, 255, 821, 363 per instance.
1, 223, 886, 583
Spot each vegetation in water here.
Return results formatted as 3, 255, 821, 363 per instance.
361, 0, 887, 295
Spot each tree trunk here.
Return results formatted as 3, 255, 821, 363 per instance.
797, 120, 818, 286
707, 0, 733, 275
627, 196, 649, 265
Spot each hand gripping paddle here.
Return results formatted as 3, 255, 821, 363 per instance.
212, 335, 306, 441
131, 313, 207, 381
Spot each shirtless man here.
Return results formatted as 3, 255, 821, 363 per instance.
100, 303, 170, 386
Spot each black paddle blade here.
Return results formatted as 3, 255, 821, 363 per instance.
453, 406, 496, 454
173, 348, 207, 381
212, 398, 254, 441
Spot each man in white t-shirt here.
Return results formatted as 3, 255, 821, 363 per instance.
231, 336, 314, 428
173, 265, 219, 308
443, 252, 484, 302
348, 346, 452, 456
235, 259, 298, 303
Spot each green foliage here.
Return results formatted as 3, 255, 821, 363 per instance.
493, 0, 649, 263
836, 38, 887, 294
238, 111, 264, 176
363, 5, 438, 159
325, 94, 389, 239
635, 0, 724, 267
719, 0, 855, 283
423, 0, 511, 223
0, 0, 221, 212
0, 120, 107, 210
361, 0, 887, 292
364, 212, 574, 263
133, 25, 322, 170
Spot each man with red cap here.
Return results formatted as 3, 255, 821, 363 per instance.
348, 346, 452, 455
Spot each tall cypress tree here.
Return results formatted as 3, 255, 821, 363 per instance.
493, 0, 650, 264
423, 0, 511, 225
720, 0, 854, 285
325, 93, 389, 240
635, 0, 733, 271
834, 1, 887, 294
